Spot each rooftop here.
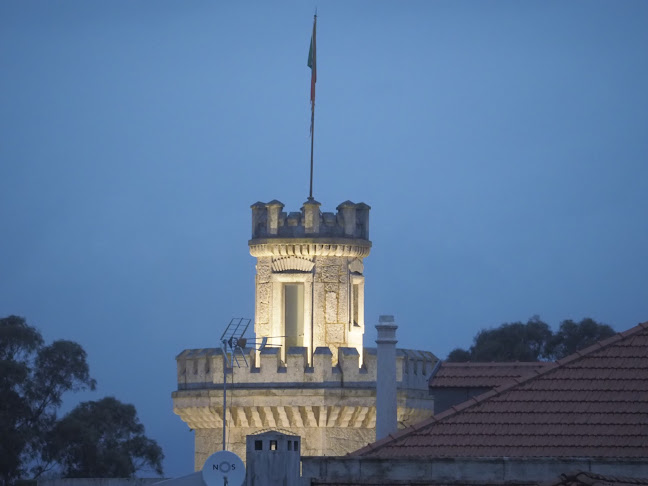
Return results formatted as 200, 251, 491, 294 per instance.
354, 322, 648, 459
429, 362, 553, 389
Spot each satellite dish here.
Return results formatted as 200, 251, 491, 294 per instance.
202, 450, 245, 486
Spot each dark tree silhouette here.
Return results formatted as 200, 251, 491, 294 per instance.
0, 316, 163, 485
0, 316, 96, 486
546, 318, 616, 360
46, 397, 164, 478
446, 348, 471, 363
447, 316, 615, 362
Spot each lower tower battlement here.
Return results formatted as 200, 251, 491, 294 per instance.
176, 345, 435, 391
172, 344, 437, 468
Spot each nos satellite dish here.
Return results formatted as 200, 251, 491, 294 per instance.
202, 450, 245, 486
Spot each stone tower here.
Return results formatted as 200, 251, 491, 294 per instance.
249, 199, 370, 364
172, 200, 436, 469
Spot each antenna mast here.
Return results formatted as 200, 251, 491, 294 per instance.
219, 318, 251, 451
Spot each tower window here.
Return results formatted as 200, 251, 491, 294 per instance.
284, 283, 305, 349
353, 284, 360, 327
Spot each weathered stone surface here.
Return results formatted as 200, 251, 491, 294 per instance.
321, 265, 340, 283
338, 281, 349, 322
325, 292, 338, 323
257, 258, 272, 282
324, 283, 338, 292
257, 283, 271, 303
326, 324, 345, 343
256, 302, 269, 324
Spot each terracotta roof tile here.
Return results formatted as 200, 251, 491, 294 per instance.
429, 362, 552, 388
354, 321, 648, 459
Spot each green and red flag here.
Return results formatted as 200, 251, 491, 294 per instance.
308, 15, 317, 109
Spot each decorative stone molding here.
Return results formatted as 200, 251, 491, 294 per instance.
348, 259, 364, 274
173, 403, 432, 431
249, 240, 371, 258
271, 256, 314, 273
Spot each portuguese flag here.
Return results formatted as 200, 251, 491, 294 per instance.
308, 15, 317, 106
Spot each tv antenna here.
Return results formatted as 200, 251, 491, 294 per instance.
219, 317, 278, 451
219, 319, 290, 453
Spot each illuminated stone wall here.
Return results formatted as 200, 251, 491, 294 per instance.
249, 200, 371, 364
171, 199, 437, 469
173, 346, 436, 468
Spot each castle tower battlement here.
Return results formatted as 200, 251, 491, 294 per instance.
172, 345, 436, 464
250, 200, 370, 240
176, 346, 434, 390
249, 200, 372, 364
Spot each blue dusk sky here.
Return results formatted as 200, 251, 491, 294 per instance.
1, 0, 647, 478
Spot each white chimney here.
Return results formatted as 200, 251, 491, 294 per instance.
375, 315, 398, 440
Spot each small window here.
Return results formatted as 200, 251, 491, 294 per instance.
254, 440, 262, 450
352, 284, 360, 327
270, 440, 277, 451
294, 440, 299, 452
288, 441, 292, 451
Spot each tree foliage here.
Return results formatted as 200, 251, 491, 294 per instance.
0, 315, 163, 485
447, 316, 615, 362
546, 318, 615, 360
46, 397, 164, 478
0, 316, 96, 485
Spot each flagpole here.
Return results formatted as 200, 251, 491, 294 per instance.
308, 13, 317, 201
309, 100, 315, 200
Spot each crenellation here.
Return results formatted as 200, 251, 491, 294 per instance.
322, 212, 336, 226
337, 201, 357, 237
285, 346, 308, 379
338, 347, 361, 380
176, 346, 434, 390
265, 200, 284, 236
312, 346, 334, 382
249, 200, 371, 240
286, 211, 301, 227
259, 347, 282, 377
302, 199, 321, 234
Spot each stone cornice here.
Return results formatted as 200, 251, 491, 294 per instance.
249, 238, 372, 258
172, 402, 431, 430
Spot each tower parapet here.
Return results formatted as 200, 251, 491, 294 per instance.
249, 200, 371, 364
250, 199, 370, 240
173, 345, 436, 465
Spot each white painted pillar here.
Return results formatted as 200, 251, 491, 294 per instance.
375, 315, 398, 440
